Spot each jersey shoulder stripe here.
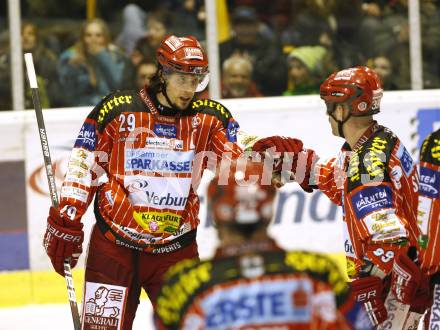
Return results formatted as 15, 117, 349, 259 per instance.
191, 98, 234, 128
87, 90, 147, 132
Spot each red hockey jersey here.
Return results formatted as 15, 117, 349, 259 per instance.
58, 88, 242, 253
315, 123, 420, 277
418, 129, 440, 275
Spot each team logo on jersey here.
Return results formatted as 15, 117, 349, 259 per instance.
133, 211, 181, 234
420, 166, 439, 198
74, 122, 96, 151
351, 185, 393, 220
83, 282, 127, 330
154, 123, 177, 138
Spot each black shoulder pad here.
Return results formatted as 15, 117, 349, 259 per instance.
87, 90, 146, 132
347, 127, 397, 192
421, 129, 440, 165
284, 250, 349, 305
191, 99, 233, 128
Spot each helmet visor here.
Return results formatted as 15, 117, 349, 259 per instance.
163, 68, 209, 92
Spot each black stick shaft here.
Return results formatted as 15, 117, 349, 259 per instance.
25, 53, 81, 330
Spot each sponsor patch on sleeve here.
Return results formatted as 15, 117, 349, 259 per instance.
397, 144, 414, 176
350, 185, 393, 219
74, 122, 96, 151
420, 166, 440, 198
226, 119, 239, 143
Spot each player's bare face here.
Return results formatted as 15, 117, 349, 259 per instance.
164, 72, 201, 110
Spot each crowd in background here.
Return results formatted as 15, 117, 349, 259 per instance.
0, 0, 439, 110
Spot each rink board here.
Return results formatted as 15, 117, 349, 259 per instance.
0, 91, 439, 307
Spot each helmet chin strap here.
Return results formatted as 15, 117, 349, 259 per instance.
161, 82, 179, 110
330, 112, 352, 139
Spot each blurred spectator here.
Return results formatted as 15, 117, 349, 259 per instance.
130, 10, 172, 64
220, 6, 286, 96
283, 46, 329, 96
58, 18, 129, 106
115, 4, 147, 56
281, 0, 336, 51
21, 22, 61, 107
135, 60, 157, 90
0, 22, 51, 110
198, 54, 263, 99
221, 54, 262, 98
368, 54, 399, 91
172, 0, 205, 41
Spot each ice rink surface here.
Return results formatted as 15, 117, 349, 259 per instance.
0, 299, 154, 330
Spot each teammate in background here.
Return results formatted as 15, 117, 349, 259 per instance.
251, 66, 425, 328
417, 129, 440, 328
155, 159, 351, 330
42, 35, 243, 329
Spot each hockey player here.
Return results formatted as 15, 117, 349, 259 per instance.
155, 158, 351, 330
42, 35, 243, 329
251, 66, 423, 328
391, 128, 440, 328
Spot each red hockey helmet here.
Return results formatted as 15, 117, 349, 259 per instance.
157, 35, 209, 91
207, 158, 276, 225
320, 66, 383, 116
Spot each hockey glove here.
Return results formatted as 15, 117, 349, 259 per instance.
252, 136, 317, 192
351, 276, 388, 326
391, 251, 422, 305
43, 206, 84, 276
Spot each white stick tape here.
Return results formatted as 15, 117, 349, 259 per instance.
24, 53, 38, 88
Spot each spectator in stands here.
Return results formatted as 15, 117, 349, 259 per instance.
172, 0, 205, 41
220, 6, 286, 96
115, 4, 147, 56
0, 22, 52, 110
197, 54, 262, 99
221, 54, 262, 98
135, 60, 157, 90
283, 46, 328, 96
130, 10, 172, 64
21, 22, 60, 107
281, 0, 336, 51
369, 54, 398, 91
58, 18, 129, 107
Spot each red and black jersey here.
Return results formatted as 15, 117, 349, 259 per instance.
418, 129, 440, 275
315, 123, 420, 277
155, 241, 350, 330
58, 88, 242, 253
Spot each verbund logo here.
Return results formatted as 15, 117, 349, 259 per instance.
125, 176, 192, 210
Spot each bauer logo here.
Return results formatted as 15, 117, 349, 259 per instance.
429, 284, 440, 327
420, 166, 439, 198
153, 123, 177, 138
74, 122, 96, 151
83, 282, 127, 330
351, 185, 393, 220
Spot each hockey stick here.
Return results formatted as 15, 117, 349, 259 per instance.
24, 53, 81, 330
